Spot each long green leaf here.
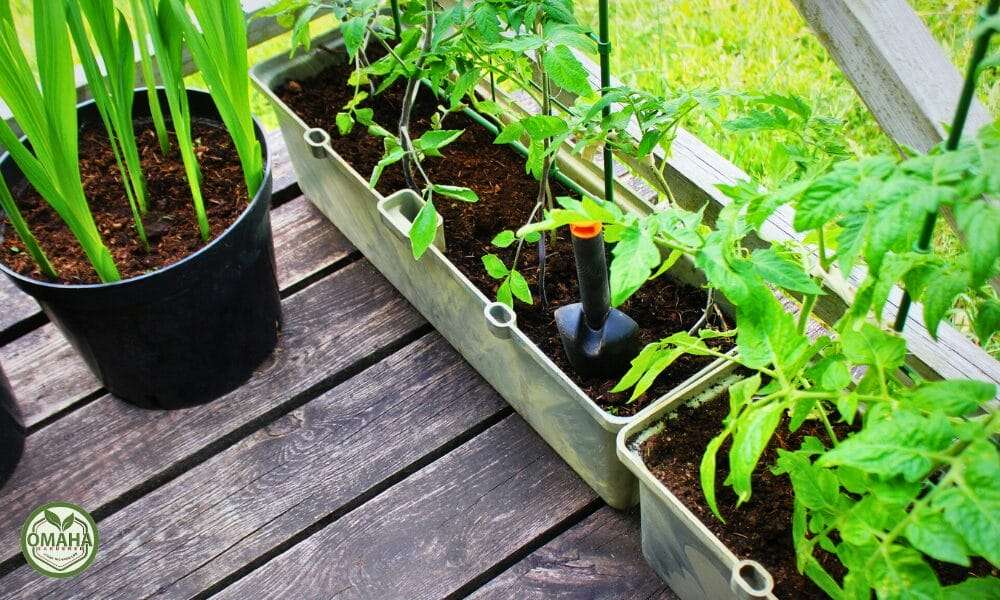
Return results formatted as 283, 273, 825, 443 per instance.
137, 0, 209, 239
174, 0, 263, 198
129, 0, 169, 154
0, 2, 119, 281
65, 0, 149, 246
0, 174, 56, 277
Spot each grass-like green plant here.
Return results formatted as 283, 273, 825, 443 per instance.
65, 0, 150, 248
0, 0, 119, 281
136, 0, 210, 239
174, 0, 263, 198
0, 0, 265, 281
129, 0, 171, 155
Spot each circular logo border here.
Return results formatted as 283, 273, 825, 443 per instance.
20, 501, 99, 579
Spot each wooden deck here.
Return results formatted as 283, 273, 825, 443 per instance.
0, 133, 676, 600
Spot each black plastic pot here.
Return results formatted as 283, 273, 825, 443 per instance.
0, 366, 24, 488
0, 89, 282, 409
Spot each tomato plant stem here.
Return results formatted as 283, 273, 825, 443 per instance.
894, 0, 999, 333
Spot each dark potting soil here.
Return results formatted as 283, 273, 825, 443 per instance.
639, 390, 998, 598
277, 54, 731, 416
0, 120, 248, 284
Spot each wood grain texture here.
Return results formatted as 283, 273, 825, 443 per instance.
0, 195, 353, 429
471, 506, 676, 600
0, 325, 99, 428
789, 0, 992, 154
214, 415, 597, 600
0, 279, 38, 338
0, 259, 425, 565
0, 334, 508, 599
267, 129, 299, 198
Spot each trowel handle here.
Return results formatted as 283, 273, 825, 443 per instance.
570, 222, 611, 330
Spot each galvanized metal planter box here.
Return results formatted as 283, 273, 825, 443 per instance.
250, 29, 727, 509
617, 365, 779, 599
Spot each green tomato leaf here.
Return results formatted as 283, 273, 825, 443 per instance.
909, 379, 995, 417
933, 438, 1000, 566
430, 184, 479, 203
609, 222, 660, 307
750, 248, 824, 295
481, 253, 509, 279
491, 230, 516, 248
494, 121, 525, 145
611, 343, 660, 394
541, 44, 592, 98
496, 279, 514, 307
975, 299, 1000, 345
409, 199, 439, 260
335, 112, 353, 136
628, 348, 682, 401
869, 544, 942, 600
942, 577, 1000, 600
841, 323, 906, 373
818, 410, 954, 482
519, 115, 568, 140
728, 374, 761, 414
341, 16, 366, 59
701, 428, 731, 522
922, 265, 968, 339
905, 511, 971, 566
508, 270, 533, 304
955, 200, 1000, 287
728, 401, 785, 504
416, 129, 465, 152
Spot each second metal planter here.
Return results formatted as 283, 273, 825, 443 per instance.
251, 30, 727, 509
617, 364, 779, 600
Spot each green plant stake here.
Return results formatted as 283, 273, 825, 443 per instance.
390, 0, 402, 41
893, 0, 999, 333
598, 0, 614, 204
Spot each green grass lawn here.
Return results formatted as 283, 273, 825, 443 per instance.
576, 0, 998, 179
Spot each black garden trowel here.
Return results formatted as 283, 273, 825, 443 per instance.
554, 222, 640, 379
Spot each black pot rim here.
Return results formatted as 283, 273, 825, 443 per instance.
0, 86, 273, 292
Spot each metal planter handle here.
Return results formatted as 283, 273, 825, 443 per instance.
376, 190, 446, 253
484, 301, 517, 340
730, 559, 776, 600
304, 127, 332, 159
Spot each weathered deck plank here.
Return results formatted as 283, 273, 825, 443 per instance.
0, 194, 351, 429
0, 260, 426, 566
214, 415, 598, 600
0, 334, 508, 599
471, 507, 676, 600
0, 279, 37, 340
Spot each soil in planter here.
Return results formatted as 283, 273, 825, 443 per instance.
277, 53, 732, 416
639, 391, 998, 598
0, 120, 248, 284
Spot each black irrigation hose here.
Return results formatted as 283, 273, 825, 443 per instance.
892, 0, 999, 333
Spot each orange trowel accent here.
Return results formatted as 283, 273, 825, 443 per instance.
569, 221, 602, 239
